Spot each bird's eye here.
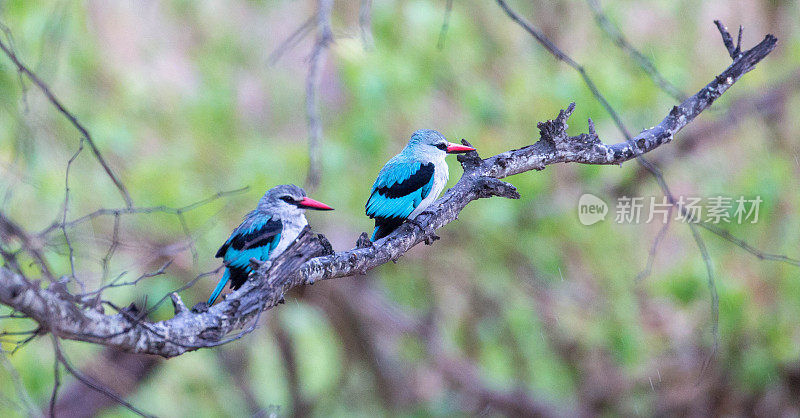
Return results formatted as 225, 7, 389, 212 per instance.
435, 143, 448, 151
279, 196, 294, 203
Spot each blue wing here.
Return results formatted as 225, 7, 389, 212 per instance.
217, 216, 283, 270
366, 161, 434, 240
208, 216, 282, 304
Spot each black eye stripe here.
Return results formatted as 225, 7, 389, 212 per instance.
436, 143, 447, 150
280, 196, 294, 203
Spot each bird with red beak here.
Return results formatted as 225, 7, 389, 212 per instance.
208, 184, 333, 305
366, 129, 476, 240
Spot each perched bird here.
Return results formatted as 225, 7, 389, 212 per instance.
208, 184, 333, 305
366, 129, 475, 241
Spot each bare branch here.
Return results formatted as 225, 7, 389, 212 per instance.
38, 187, 247, 239
359, 0, 374, 49
50, 346, 159, 417
0, 34, 133, 207
317, 278, 571, 416
267, 15, 315, 66
269, 319, 311, 417
215, 346, 267, 416
305, 0, 334, 189
49, 338, 61, 418
480, 28, 775, 174
0, 212, 52, 278
493, 1, 787, 352
700, 222, 800, 266
621, 70, 800, 194
635, 210, 674, 282
690, 222, 719, 376
79, 260, 173, 298
0, 349, 36, 416
52, 338, 154, 417
0, 20, 784, 360
100, 213, 121, 282
586, 0, 686, 101
715, 20, 743, 59
62, 140, 85, 286
436, 0, 454, 49
169, 292, 187, 315
496, 2, 618, 131
0, 21, 29, 111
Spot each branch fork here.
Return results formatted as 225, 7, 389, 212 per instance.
0, 21, 780, 357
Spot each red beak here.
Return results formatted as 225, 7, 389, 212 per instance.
297, 197, 334, 211
445, 142, 476, 154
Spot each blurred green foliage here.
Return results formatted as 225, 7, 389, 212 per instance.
1, 0, 799, 415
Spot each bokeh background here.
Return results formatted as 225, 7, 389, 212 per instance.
1, 0, 799, 416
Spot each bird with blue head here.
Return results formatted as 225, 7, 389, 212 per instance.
365, 129, 475, 241
208, 184, 333, 305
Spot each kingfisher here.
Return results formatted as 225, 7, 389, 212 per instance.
365, 129, 475, 241
208, 184, 333, 305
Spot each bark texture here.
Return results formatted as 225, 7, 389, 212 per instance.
0, 31, 778, 358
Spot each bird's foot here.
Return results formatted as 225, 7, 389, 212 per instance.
191, 302, 210, 313
407, 218, 425, 230
249, 258, 272, 273
356, 232, 373, 249
423, 233, 440, 245
408, 219, 440, 245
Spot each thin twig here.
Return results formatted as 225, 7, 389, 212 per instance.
0, 34, 133, 207
495, 0, 632, 138
0, 22, 29, 112
79, 260, 173, 298
494, 2, 776, 354
0, 18, 783, 359
61, 140, 85, 287
53, 337, 154, 417
714, 20, 743, 59
100, 213, 121, 283
359, 0, 374, 49
437, 0, 454, 49
586, 0, 686, 101
0, 213, 53, 279
690, 222, 719, 377
699, 223, 800, 266
304, 0, 334, 190
268, 15, 315, 66
49, 338, 61, 418
0, 349, 36, 416
635, 208, 673, 282
39, 186, 248, 238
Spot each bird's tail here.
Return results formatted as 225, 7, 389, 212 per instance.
208, 269, 230, 305
371, 226, 381, 241
371, 218, 405, 241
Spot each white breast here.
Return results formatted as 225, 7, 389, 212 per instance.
272, 215, 308, 257
409, 159, 449, 219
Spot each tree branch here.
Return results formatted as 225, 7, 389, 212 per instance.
0, 34, 133, 207
0, 26, 778, 357
305, 0, 334, 189
586, 0, 686, 101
